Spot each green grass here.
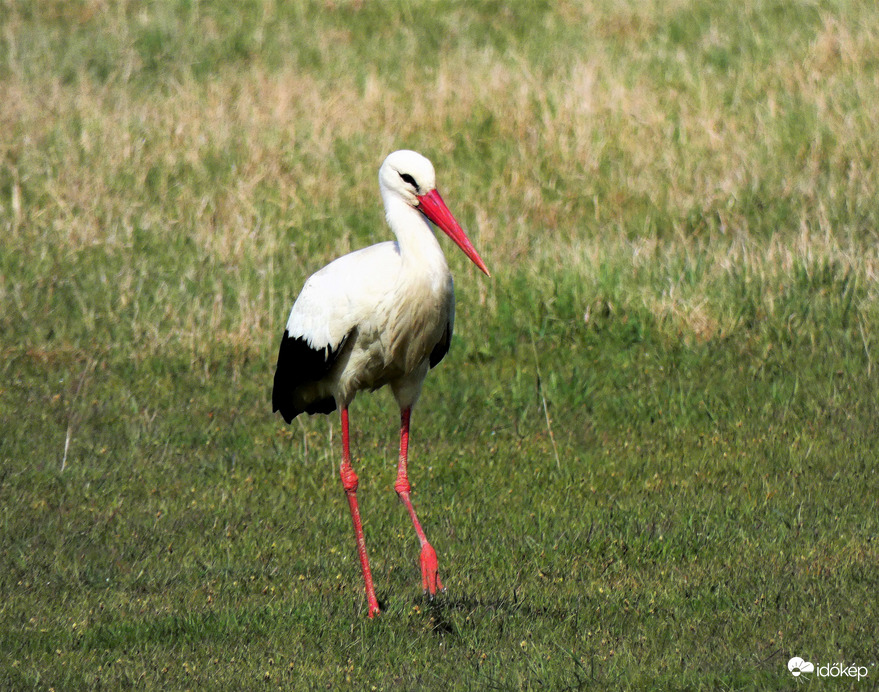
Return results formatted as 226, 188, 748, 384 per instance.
2, 1, 878, 689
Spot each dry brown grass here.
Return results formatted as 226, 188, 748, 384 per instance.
2, 1, 877, 350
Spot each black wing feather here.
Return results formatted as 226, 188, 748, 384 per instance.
429, 321, 452, 369
272, 330, 349, 423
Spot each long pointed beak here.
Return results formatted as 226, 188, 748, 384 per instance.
417, 189, 490, 277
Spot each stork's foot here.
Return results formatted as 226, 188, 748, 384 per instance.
419, 543, 445, 597
365, 587, 381, 619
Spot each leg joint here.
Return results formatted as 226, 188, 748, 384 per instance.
340, 464, 358, 493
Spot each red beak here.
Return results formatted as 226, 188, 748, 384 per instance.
417, 189, 490, 277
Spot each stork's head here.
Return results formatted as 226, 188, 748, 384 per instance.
379, 150, 490, 276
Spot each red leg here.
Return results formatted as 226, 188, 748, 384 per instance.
394, 407, 444, 597
339, 407, 380, 618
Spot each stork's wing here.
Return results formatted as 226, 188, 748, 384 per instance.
272, 242, 400, 422
429, 280, 455, 368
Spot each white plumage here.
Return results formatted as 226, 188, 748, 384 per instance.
272, 149, 489, 618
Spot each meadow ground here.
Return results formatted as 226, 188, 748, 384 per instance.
1, 1, 877, 689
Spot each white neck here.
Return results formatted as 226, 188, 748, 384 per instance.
382, 193, 448, 276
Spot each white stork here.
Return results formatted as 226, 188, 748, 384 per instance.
272, 150, 489, 618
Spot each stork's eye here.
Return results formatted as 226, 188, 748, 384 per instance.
399, 172, 418, 189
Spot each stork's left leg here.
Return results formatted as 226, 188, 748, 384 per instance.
394, 407, 444, 597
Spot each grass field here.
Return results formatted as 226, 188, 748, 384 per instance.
2, 1, 878, 689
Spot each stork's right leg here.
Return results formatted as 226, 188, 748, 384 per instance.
339, 407, 380, 618
394, 407, 444, 598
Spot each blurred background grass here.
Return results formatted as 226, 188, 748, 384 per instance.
1, 1, 877, 689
